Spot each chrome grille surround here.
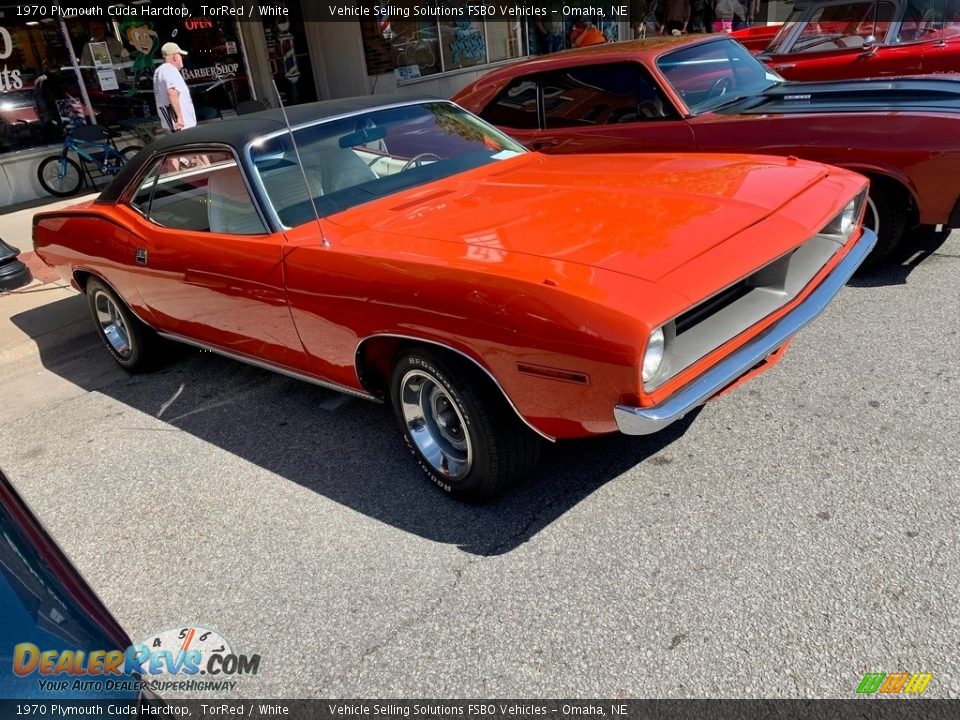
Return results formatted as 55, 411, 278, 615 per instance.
644, 225, 859, 393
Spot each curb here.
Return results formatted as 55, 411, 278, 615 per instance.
17, 251, 61, 286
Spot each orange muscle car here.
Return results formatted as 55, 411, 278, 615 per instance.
34, 98, 875, 500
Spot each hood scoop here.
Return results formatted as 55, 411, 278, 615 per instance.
390, 189, 454, 212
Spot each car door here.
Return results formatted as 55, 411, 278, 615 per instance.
920, 34, 960, 72
917, 0, 960, 73
478, 62, 696, 154
126, 149, 306, 367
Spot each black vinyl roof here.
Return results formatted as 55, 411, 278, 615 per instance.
97, 94, 440, 204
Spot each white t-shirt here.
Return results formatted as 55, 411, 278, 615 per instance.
153, 63, 196, 130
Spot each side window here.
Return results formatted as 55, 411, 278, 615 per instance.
130, 161, 161, 217
542, 63, 669, 129
147, 151, 267, 235
480, 78, 540, 130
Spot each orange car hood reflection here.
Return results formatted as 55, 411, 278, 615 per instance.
333, 153, 829, 281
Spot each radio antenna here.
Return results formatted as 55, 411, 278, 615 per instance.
937, 0, 947, 47
271, 79, 328, 246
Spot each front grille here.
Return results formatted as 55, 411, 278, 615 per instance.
674, 282, 753, 336
646, 233, 845, 391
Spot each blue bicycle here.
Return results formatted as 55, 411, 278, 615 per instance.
37, 124, 143, 197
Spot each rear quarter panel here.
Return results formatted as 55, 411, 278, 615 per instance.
32, 206, 152, 320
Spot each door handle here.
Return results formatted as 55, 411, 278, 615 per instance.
135, 248, 147, 265
531, 139, 559, 150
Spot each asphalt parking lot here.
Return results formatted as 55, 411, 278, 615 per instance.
1, 228, 958, 699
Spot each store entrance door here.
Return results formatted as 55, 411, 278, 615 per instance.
261, 3, 317, 106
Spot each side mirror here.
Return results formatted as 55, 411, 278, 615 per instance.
862, 35, 877, 49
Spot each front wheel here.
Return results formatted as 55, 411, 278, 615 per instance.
37, 154, 83, 197
391, 350, 540, 502
86, 278, 157, 372
861, 183, 906, 267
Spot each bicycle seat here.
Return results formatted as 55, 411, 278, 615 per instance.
235, 100, 268, 115
71, 125, 112, 143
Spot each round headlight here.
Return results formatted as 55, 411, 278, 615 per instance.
825, 199, 858, 237
642, 327, 665, 384
838, 200, 856, 235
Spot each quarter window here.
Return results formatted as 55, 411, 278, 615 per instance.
143, 151, 267, 235
130, 160, 161, 217
481, 78, 540, 130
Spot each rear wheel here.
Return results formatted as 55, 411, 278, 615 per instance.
120, 145, 143, 163
861, 182, 906, 267
391, 349, 540, 502
37, 155, 83, 197
86, 278, 156, 372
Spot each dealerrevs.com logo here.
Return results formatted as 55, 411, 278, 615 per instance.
13, 625, 261, 693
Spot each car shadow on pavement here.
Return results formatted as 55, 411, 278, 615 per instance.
12, 294, 695, 557
849, 226, 952, 288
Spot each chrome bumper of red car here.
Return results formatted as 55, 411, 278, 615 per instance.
614, 228, 877, 436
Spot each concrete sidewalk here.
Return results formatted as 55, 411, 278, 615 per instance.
0, 192, 98, 289
0, 191, 114, 423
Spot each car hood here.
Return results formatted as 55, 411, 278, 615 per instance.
719, 77, 960, 115
336, 152, 831, 282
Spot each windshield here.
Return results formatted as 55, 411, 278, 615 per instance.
657, 40, 783, 115
250, 102, 525, 227
766, 2, 899, 55
766, 7, 807, 54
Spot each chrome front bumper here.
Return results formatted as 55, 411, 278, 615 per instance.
614, 229, 877, 436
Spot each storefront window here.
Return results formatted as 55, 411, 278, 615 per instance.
485, 21, 524, 62
388, 21, 442, 79
527, 10, 620, 56
439, 21, 487, 71
362, 19, 526, 81
0, 2, 252, 157
0, 10, 76, 153
92, 10, 252, 122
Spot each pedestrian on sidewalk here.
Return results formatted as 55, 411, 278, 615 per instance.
153, 42, 195, 132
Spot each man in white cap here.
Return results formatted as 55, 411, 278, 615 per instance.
153, 42, 195, 131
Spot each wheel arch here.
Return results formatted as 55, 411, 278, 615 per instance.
73, 268, 94, 293
834, 164, 920, 229
73, 269, 156, 329
355, 334, 555, 442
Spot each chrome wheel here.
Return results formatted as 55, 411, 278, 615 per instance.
93, 289, 132, 359
399, 369, 472, 480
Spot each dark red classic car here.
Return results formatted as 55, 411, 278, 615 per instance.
735, 0, 960, 80
453, 35, 960, 262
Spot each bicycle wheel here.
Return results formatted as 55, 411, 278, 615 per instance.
120, 145, 143, 163
38, 155, 83, 197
